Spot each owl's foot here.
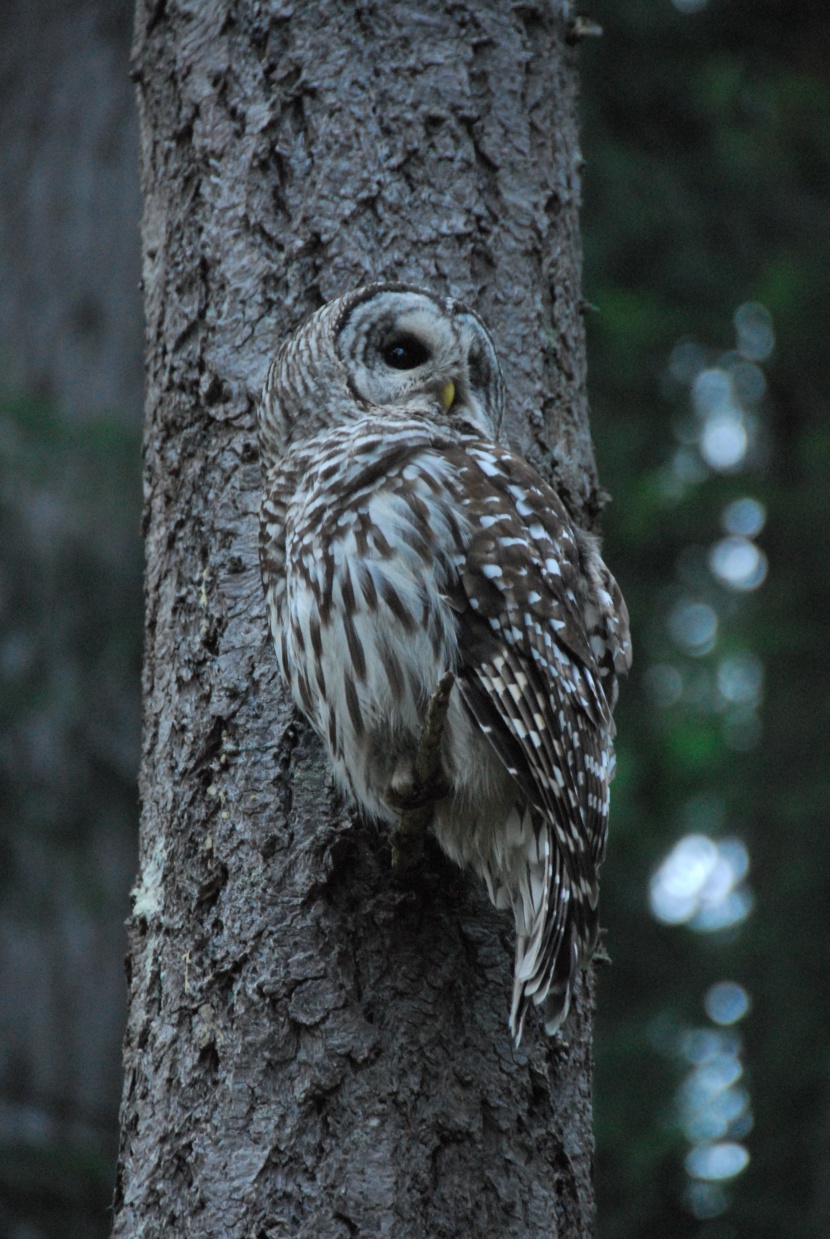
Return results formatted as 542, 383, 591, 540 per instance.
388, 672, 454, 873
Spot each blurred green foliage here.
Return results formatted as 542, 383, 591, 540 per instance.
0, 390, 142, 1239
581, 2, 830, 1236
0, 391, 141, 865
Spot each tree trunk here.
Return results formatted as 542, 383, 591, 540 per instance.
115, 2, 601, 1235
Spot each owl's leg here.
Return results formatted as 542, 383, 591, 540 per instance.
386, 672, 455, 873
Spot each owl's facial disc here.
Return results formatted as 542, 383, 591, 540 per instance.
335, 287, 503, 436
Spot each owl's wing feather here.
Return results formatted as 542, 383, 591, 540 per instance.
443, 440, 628, 1033
448, 441, 621, 853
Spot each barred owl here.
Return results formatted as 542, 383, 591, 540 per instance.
258, 284, 630, 1040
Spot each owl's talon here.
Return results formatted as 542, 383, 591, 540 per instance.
386, 772, 452, 811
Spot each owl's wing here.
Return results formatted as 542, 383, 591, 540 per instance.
443, 440, 630, 1034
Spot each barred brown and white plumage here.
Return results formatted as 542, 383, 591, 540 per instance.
258, 284, 631, 1040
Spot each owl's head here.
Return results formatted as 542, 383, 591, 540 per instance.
260, 284, 505, 463
334, 285, 504, 437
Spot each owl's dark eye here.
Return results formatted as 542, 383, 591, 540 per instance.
382, 335, 431, 370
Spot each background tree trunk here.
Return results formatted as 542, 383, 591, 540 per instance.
0, 0, 143, 419
0, 3, 142, 1233
115, 2, 602, 1235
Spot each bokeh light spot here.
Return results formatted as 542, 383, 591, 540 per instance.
684, 1180, 729, 1220
709, 537, 768, 591
705, 982, 751, 1026
693, 367, 732, 418
734, 301, 775, 362
717, 652, 764, 707
686, 1142, 750, 1181
669, 600, 718, 656
700, 412, 748, 471
721, 497, 766, 538
650, 835, 752, 930
730, 360, 766, 406
669, 338, 709, 383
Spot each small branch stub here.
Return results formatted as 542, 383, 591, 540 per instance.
387, 672, 455, 873
566, 15, 604, 44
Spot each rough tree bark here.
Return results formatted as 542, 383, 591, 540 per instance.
115, 2, 604, 1235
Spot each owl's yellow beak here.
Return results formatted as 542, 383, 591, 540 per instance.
440, 380, 455, 411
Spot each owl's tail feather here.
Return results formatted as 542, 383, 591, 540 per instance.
505, 812, 589, 1044
481, 807, 591, 1043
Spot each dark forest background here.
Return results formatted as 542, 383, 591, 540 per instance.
0, 1, 826, 1236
